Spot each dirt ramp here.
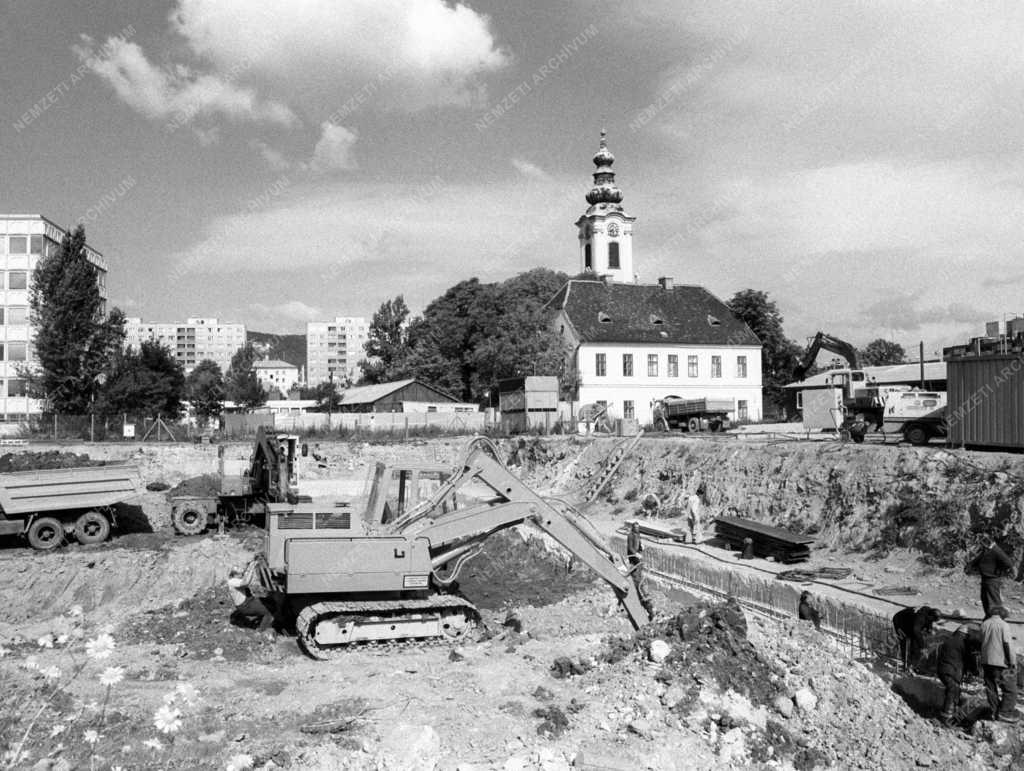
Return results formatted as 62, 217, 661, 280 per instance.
0, 536, 251, 631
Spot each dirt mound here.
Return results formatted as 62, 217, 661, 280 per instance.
168, 474, 221, 497
456, 530, 597, 611
120, 585, 282, 662
0, 450, 102, 472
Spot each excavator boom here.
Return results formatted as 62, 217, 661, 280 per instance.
793, 331, 860, 381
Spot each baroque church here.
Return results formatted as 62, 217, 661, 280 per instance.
546, 132, 764, 426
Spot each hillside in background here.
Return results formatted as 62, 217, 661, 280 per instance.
247, 331, 307, 370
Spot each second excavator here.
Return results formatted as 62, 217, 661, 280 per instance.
246, 440, 649, 658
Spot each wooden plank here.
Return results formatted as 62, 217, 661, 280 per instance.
715, 515, 815, 545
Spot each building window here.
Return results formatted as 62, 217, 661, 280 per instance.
8, 379, 27, 397
8, 236, 27, 254
623, 400, 635, 419
584, 243, 592, 270
667, 354, 679, 378
7, 307, 27, 325
687, 355, 698, 377
595, 353, 606, 376
737, 355, 748, 378
622, 353, 633, 377
647, 354, 658, 377
738, 400, 748, 421
7, 342, 25, 361
608, 242, 620, 269
711, 356, 722, 378
30, 235, 43, 255
8, 272, 27, 290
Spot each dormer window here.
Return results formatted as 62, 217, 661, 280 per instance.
707, 314, 721, 327
598, 311, 612, 323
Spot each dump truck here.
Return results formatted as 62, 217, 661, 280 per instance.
653, 396, 732, 432
169, 427, 301, 535
0, 464, 142, 550
244, 439, 649, 658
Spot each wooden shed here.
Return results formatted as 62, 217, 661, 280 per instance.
336, 379, 473, 413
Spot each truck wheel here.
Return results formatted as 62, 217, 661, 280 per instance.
75, 511, 111, 544
172, 506, 208, 536
687, 418, 700, 433
905, 425, 929, 446
27, 517, 65, 550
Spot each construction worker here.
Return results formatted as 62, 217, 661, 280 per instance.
626, 522, 644, 569
227, 562, 276, 630
981, 605, 1018, 722
798, 590, 822, 630
937, 625, 976, 725
969, 539, 1016, 617
687, 483, 707, 544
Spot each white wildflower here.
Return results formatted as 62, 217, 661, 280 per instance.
55, 633, 69, 645
112, 766, 125, 771
142, 738, 163, 751
49, 724, 66, 738
85, 633, 115, 660
22, 656, 38, 670
175, 682, 199, 705
83, 729, 99, 745
41, 665, 61, 680
100, 666, 125, 687
226, 753, 254, 771
37, 633, 54, 648
153, 705, 182, 734
68, 605, 84, 618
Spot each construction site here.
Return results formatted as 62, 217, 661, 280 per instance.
0, 430, 1022, 771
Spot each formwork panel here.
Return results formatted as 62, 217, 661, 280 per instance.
947, 355, 1024, 449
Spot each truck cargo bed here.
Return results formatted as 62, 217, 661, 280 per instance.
0, 464, 142, 517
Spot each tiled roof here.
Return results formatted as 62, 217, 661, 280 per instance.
547, 280, 761, 346
339, 379, 459, 405
254, 359, 297, 369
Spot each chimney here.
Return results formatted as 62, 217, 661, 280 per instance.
658, 276, 674, 290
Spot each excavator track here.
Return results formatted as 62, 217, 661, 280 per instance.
295, 595, 480, 660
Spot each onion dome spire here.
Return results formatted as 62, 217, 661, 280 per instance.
585, 129, 623, 206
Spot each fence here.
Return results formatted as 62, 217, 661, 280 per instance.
221, 410, 490, 439
9, 414, 201, 442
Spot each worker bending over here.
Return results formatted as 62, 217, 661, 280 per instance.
937, 625, 977, 725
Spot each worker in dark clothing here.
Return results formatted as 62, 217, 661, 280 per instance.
626, 522, 644, 569
798, 590, 822, 630
937, 625, 978, 724
892, 606, 941, 673
969, 540, 1016, 617
228, 562, 276, 630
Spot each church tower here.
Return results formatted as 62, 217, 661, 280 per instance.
575, 130, 636, 283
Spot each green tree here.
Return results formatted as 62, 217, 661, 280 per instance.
225, 343, 266, 409
860, 338, 906, 366
360, 295, 411, 384
297, 380, 342, 411
185, 359, 225, 422
98, 341, 185, 417
726, 289, 803, 415
27, 224, 126, 413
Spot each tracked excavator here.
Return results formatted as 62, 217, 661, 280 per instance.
247, 440, 649, 659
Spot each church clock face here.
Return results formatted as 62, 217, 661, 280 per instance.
607, 222, 620, 237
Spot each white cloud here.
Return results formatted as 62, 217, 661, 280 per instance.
170, 0, 508, 111
252, 300, 324, 323
73, 36, 297, 128
308, 123, 358, 173
248, 139, 292, 172
511, 158, 551, 181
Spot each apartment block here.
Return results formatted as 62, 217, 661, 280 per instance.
124, 317, 246, 375
306, 316, 369, 385
0, 215, 108, 422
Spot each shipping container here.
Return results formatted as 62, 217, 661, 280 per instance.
945, 353, 1024, 449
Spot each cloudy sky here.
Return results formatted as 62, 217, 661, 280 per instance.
4, 1, 1024, 352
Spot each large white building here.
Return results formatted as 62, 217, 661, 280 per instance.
547, 134, 763, 426
253, 359, 300, 397
124, 317, 246, 375
0, 215, 108, 422
306, 316, 369, 385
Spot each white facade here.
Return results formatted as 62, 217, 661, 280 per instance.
0, 215, 108, 422
571, 341, 763, 425
254, 360, 299, 396
306, 316, 369, 385
124, 317, 246, 375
